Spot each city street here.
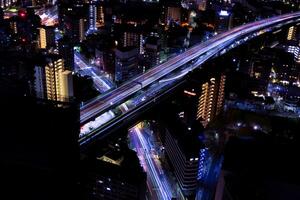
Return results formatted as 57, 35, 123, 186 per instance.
36, 6, 58, 26
74, 52, 115, 93
129, 123, 174, 200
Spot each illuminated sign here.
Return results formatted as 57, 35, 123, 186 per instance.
219, 10, 229, 16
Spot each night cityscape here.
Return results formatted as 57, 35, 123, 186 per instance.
1, 0, 300, 199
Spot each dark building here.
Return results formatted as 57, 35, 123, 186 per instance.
0, 8, 4, 23
164, 120, 203, 199
0, 93, 80, 200
58, 2, 87, 43
114, 24, 144, 55
0, 47, 80, 200
68, 16, 86, 43
216, 9, 232, 33
58, 36, 75, 71
144, 36, 161, 69
87, 32, 116, 75
5, 8, 41, 46
81, 144, 147, 200
115, 46, 139, 84
216, 132, 300, 200
161, 103, 204, 199
95, 47, 115, 75
0, 49, 35, 95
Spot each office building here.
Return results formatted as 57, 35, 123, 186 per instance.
197, 74, 226, 127
121, 31, 144, 55
58, 36, 74, 71
144, 36, 161, 69
88, 1, 97, 31
217, 10, 232, 33
58, 3, 86, 43
38, 26, 55, 49
115, 46, 139, 84
95, 47, 115, 75
123, 31, 138, 47
34, 55, 73, 102
165, 129, 202, 198
60, 11, 86, 43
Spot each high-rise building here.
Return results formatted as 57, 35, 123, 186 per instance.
165, 129, 202, 198
58, 2, 86, 43
123, 32, 138, 47
144, 36, 161, 69
197, 74, 226, 127
38, 26, 55, 49
115, 46, 139, 84
76, 18, 86, 42
34, 55, 73, 102
88, 1, 97, 31
121, 31, 144, 55
165, 6, 181, 25
96, 4, 105, 28
95, 47, 115, 75
58, 36, 74, 71
287, 26, 297, 41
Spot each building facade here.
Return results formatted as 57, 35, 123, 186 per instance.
34, 55, 73, 102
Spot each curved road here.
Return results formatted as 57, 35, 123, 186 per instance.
80, 11, 300, 129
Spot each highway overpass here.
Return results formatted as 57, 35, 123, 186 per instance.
79, 11, 300, 147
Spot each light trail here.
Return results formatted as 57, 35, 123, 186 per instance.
80, 12, 300, 125
78, 12, 300, 145
75, 53, 113, 92
131, 126, 173, 200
